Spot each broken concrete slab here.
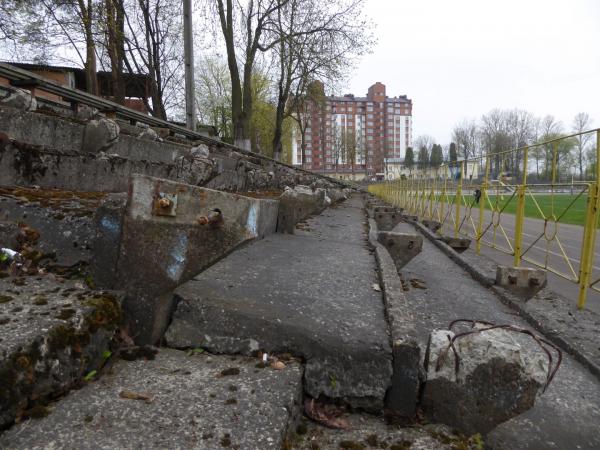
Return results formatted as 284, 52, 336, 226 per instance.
0, 276, 122, 429
422, 327, 550, 436
377, 231, 423, 271
115, 174, 279, 345
496, 266, 547, 298
440, 236, 471, 253
166, 195, 392, 410
0, 349, 302, 449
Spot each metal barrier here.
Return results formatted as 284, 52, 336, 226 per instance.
370, 129, 600, 309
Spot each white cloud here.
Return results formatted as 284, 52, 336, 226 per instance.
348, 0, 600, 143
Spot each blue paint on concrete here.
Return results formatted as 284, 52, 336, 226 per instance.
167, 231, 188, 281
247, 203, 258, 236
100, 216, 120, 235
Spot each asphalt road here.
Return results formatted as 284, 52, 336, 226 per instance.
432, 200, 600, 314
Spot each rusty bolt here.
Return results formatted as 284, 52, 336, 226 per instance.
508, 275, 517, 285
158, 197, 171, 209
529, 278, 540, 287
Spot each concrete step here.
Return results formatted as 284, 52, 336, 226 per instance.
165, 195, 393, 411
0, 276, 122, 429
0, 348, 302, 450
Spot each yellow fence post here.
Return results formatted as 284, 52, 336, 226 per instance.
577, 131, 600, 309
420, 174, 426, 217
513, 147, 528, 267
441, 175, 446, 228
476, 156, 490, 254
454, 160, 464, 238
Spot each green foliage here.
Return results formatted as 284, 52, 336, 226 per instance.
329, 373, 337, 389
449, 142, 458, 162
430, 143, 443, 167
102, 350, 112, 360
186, 347, 205, 356
404, 147, 414, 170
83, 370, 97, 381
417, 145, 429, 169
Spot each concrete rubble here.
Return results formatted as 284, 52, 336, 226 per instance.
422, 326, 551, 435
81, 117, 120, 154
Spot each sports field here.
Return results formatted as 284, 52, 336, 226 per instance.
475, 193, 589, 226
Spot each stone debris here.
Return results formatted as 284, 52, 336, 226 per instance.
74, 105, 98, 121
138, 127, 161, 141
191, 143, 210, 158
1, 88, 37, 111
81, 117, 120, 154
422, 323, 556, 435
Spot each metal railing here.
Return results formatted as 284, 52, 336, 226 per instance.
369, 129, 600, 309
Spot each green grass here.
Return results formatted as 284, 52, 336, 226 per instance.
468, 193, 589, 227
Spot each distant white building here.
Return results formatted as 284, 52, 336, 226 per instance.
384, 159, 480, 181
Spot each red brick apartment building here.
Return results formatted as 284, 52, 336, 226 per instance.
292, 82, 413, 180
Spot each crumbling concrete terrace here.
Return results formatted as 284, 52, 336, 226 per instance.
165, 195, 393, 410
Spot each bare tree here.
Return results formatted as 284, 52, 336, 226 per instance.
3, 0, 102, 94
452, 119, 479, 160
270, 0, 372, 160
572, 112, 594, 180
413, 135, 435, 155
207, 0, 292, 149
538, 115, 563, 180
289, 80, 326, 166
122, 0, 184, 119
101, 0, 126, 103
195, 55, 232, 141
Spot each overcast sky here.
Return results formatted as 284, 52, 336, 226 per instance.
347, 0, 600, 145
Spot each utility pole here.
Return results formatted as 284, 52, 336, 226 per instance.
183, 0, 196, 131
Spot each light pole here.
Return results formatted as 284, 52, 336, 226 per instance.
183, 0, 196, 131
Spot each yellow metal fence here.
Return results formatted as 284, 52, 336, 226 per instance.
370, 130, 600, 309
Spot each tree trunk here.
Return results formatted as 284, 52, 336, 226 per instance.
81, 0, 98, 95
106, 0, 126, 104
